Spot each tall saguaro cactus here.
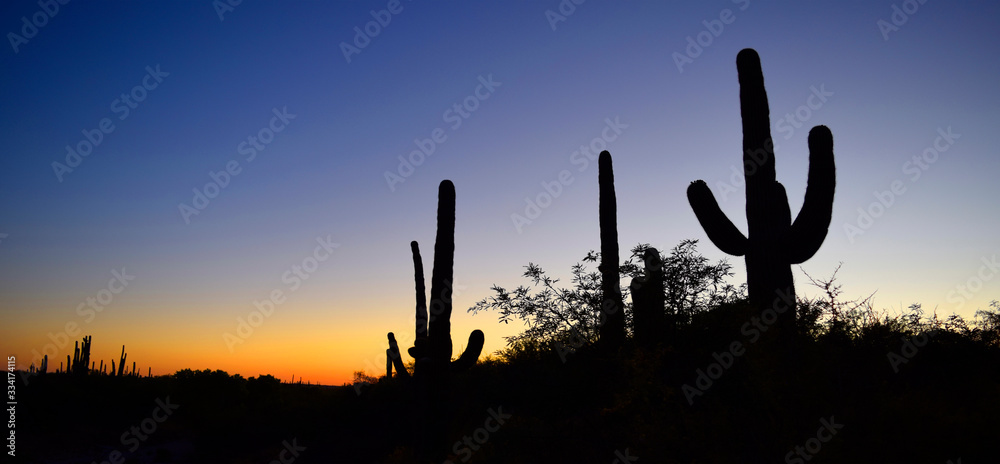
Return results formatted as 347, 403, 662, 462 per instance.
117, 345, 127, 376
383, 180, 484, 462
401, 182, 485, 373
687, 48, 836, 342
599, 151, 625, 349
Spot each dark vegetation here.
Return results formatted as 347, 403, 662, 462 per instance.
16, 49, 999, 463
18, 293, 1000, 463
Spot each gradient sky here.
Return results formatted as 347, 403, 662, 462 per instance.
2, 1, 998, 386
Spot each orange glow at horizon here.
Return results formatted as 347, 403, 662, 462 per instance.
1, 296, 518, 387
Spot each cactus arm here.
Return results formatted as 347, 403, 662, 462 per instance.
687, 180, 748, 256
387, 332, 410, 379
737, 48, 776, 187
450, 329, 484, 372
411, 241, 428, 338
787, 125, 836, 264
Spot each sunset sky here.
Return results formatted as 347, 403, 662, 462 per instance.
2, 1, 998, 386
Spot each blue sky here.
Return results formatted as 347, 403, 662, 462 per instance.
1, 0, 998, 383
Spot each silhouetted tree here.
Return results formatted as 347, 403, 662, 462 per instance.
470, 239, 743, 350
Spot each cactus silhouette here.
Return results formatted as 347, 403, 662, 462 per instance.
687, 48, 836, 342
71, 335, 92, 375
630, 248, 665, 348
383, 180, 484, 462
386, 332, 407, 379
393, 182, 484, 375
116, 345, 127, 376
599, 151, 625, 349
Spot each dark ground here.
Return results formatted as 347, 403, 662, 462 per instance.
13, 308, 1000, 463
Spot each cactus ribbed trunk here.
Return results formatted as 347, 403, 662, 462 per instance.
599, 151, 625, 350
687, 49, 836, 346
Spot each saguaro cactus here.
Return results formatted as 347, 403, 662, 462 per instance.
599, 151, 625, 349
630, 248, 665, 348
387, 180, 484, 462
396, 182, 484, 375
687, 48, 836, 342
